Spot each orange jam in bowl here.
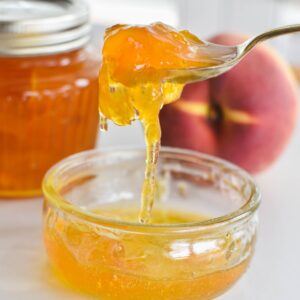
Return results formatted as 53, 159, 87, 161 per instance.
0, 0, 99, 197
43, 148, 260, 300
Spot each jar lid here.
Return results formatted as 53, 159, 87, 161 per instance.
0, 0, 91, 56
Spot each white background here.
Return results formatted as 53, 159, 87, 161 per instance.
1, 0, 300, 299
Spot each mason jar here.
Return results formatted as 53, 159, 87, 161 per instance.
0, 0, 100, 198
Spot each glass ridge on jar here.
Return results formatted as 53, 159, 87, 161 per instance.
0, 0, 100, 197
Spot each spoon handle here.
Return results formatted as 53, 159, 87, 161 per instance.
241, 24, 300, 54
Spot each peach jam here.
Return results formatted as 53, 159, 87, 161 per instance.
98, 23, 219, 223
0, 0, 99, 197
45, 206, 249, 300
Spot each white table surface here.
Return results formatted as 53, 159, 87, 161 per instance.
1, 117, 300, 300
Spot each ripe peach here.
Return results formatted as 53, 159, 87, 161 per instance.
160, 33, 298, 173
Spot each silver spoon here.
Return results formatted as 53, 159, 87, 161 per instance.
169, 24, 300, 83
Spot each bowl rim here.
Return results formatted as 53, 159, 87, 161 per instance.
42, 147, 261, 233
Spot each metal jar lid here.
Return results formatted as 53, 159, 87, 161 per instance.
0, 0, 91, 56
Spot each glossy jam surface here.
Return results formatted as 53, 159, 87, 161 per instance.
0, 49, 99, 197
44, 205, 250, 300
99, 23, 218, 223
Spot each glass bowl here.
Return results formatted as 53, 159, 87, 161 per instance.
42, 147, 260, 300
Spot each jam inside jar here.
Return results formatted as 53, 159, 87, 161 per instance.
0, 0, 100, 197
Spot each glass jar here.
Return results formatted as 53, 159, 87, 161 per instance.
0, 0, 100, 197
43, 147, 261, 300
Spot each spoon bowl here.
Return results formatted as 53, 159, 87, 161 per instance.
167, 24, 300, 83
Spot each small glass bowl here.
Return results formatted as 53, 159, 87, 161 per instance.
43, 147, 260, 300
